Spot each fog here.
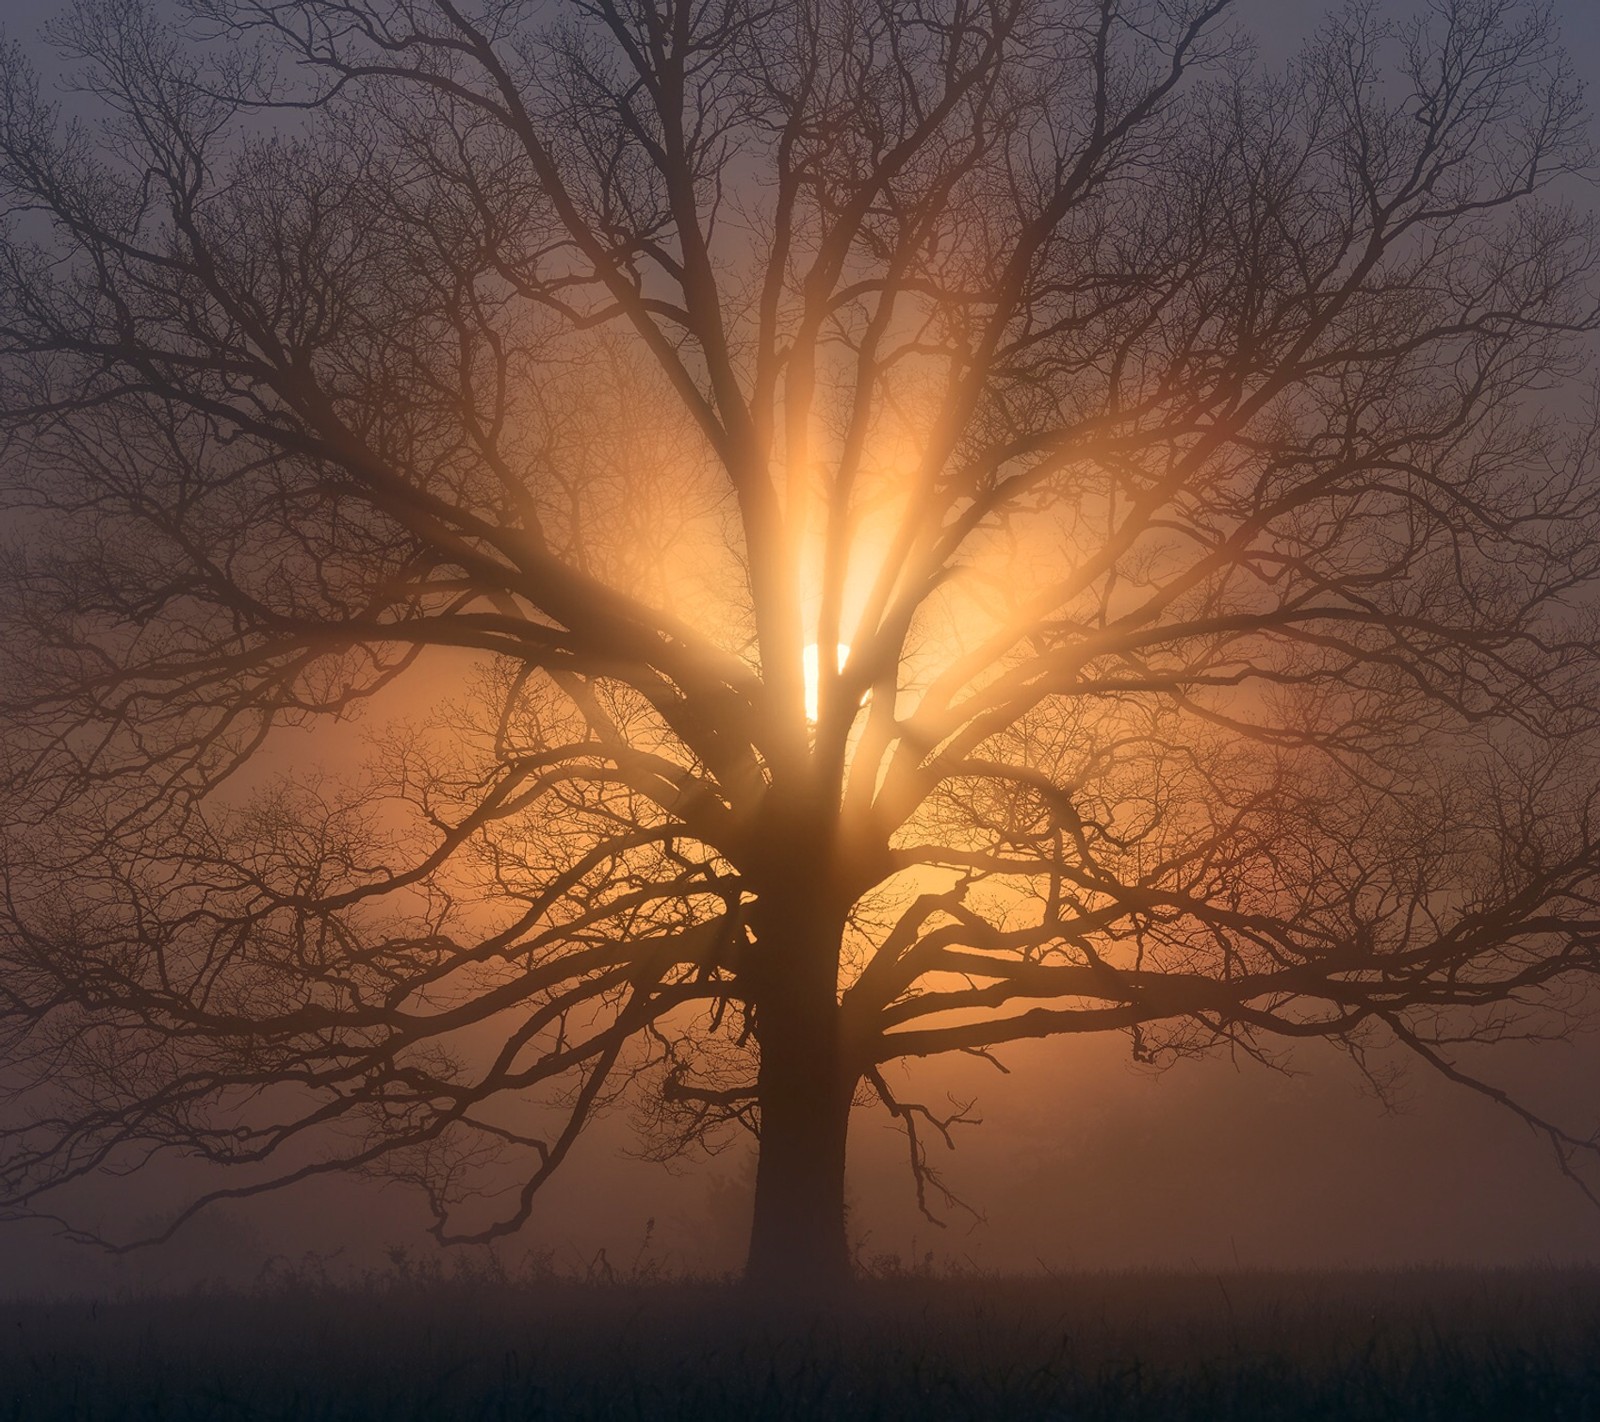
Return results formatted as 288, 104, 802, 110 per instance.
9, 1024, 1600, 1298
4, 0, 1600, 1299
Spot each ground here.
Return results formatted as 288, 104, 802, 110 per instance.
3, 1267, 1599, 1419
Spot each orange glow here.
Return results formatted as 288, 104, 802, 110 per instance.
803, 642, 849, 723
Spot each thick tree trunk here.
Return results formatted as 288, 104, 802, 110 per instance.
743, 884, 855, 1298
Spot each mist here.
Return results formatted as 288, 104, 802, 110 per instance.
4, 0, 1600, 1305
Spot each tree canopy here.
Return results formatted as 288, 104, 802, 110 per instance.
2, 0, 1599, 1290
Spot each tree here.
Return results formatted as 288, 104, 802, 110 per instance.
2, 0, 1599, 1295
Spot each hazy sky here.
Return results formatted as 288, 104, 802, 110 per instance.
3, 0, 1600, 1296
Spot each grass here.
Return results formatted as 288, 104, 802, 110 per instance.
3, 1266, 1599, 1419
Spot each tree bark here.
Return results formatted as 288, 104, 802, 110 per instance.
743, 881, 855, 1297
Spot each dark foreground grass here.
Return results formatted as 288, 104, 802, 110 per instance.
3, 1268, 1599, 1420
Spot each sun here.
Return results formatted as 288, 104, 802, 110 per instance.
802, 642, 850, 723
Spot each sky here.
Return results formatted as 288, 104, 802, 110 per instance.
3, 0, 1600, 1296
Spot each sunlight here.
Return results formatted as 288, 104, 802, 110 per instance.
803, 642, 850, 723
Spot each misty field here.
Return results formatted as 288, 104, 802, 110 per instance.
3, 1267, 1598, 1420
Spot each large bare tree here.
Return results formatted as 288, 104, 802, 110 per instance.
3, 0, 1599, 1292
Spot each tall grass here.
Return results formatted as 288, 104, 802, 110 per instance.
4, 1266, 1598, 1419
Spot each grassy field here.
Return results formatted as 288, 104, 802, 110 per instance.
3, 1267, 1599, 1419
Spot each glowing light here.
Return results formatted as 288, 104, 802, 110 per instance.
803, 642, 849, 723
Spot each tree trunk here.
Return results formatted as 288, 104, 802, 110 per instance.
743, 889, 854, 1298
